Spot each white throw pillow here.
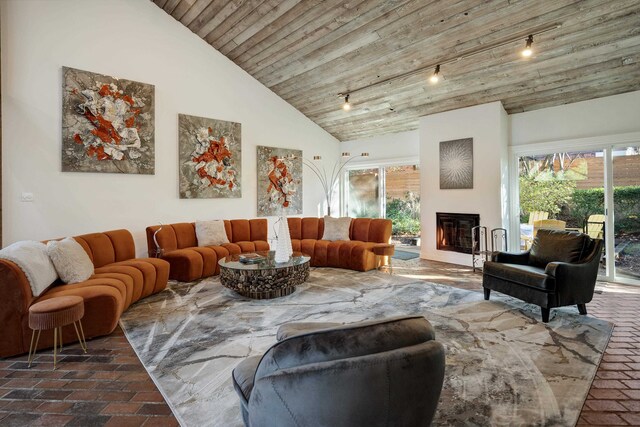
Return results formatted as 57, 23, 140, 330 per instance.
322, 216, 352, 241
196, 220, 230, 246
0, 241, 58, 297
46, 238, 94, 284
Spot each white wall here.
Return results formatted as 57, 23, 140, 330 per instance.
342, 130, 420, 164
420, 102, 509, 266
511, 91, 640, 146
1, 0, 339, 254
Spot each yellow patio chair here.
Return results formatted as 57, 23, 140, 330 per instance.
585, 214, 605, 239
521, 211, 550, 249
533, 219, 566, 237
528, 211, 549, 225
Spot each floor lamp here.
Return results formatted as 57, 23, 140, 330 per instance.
287, 152, 369, 216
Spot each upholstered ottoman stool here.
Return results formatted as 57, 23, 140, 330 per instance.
373, 244, 395, 274
28, 296, 87, 369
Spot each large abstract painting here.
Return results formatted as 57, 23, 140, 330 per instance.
179, 114, 241, 199
439, 138, 473, 189
257, 146, 302, 216
62, 67, 155, 174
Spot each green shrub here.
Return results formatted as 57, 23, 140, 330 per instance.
519, 176, 576, 222
566, 188, 605, 228
387, 192, 420, 236
391, 217, 421, 236
555, 186, 640, 233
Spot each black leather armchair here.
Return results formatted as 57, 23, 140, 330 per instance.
232, 316, 446, 427
483, 229, 603, 322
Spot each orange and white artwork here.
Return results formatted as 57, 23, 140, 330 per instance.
257, 146, 302, 216
179, 114, 241, 199
62, 67, 155, 174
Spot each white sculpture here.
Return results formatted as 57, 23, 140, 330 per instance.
274, 214, 293, 263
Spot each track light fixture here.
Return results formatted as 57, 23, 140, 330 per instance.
521, 35, 534, 57
336, 24, 560, 111
429, 64, 441, 84
342, 94, 351, 111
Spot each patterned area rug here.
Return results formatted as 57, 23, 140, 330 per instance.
120, 268, 612, 426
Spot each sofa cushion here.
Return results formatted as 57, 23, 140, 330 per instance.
162, 249, 204, 282
529, 229, 587, 268
484, 261, 556, 291
0, 241, 58, 297
189, 247, 218, 278
322, 216, 351, 241
109, 259, 167, 297
46, 238, 94, 284
94, 265, 145, 303
196, 220, 230, 246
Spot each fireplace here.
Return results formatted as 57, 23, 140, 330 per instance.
436, 212, 480, 254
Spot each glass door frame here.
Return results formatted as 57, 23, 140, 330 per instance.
340, 156, 418, 218
508, 131, 640, 285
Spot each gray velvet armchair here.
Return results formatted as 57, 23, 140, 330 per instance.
232, 316, 446, 427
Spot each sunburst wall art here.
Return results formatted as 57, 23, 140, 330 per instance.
62, 67, 155, 174
439, 138, 473, 190
256, 146, 302, 216
178, 114, 241, 199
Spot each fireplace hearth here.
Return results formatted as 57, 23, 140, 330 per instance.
436, 212, 480, 254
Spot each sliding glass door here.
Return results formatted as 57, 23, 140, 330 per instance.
345, 163, 421, 247
513, 140, 640, 285
613, 146, 640, 282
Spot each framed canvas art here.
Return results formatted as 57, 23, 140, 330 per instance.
256, 146, 302, 216
439, 138, 473, 189
179, 114, 241, 199
62, 66, 155, 174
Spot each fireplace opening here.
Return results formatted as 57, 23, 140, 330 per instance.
436, 212, 480, 254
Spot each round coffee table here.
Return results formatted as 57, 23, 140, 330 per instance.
219, 251, 310, 299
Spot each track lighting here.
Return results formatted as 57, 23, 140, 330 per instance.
522, 35, 533, 57
336, 25, 560, 110
342, 94, 351, 111
429, 65, 441, 84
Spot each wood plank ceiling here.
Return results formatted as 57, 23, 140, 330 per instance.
153, 0, 640, 142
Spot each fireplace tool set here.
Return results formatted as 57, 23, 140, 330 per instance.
472, 226, 507, 272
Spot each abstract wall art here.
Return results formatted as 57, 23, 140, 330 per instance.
62, 67, 155, 174
179, 114, 241, 199
256, 146, 302, 216
439, 138, 473, 189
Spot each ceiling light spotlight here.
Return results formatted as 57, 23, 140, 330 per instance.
522, 35, 534, 57
342, 94, 351, 111
429, 64, 441, 84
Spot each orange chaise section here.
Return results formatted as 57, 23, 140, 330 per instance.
0, 229, 169, 358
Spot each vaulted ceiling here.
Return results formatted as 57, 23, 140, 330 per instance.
153, 0, 640, 142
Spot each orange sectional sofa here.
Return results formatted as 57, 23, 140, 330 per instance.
146, 219, 270, 282
288, 217, 392, 271
146, 217, 392, 282
0, 229, 169, 358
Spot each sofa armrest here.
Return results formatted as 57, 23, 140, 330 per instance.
0, 260, 36, 357
491, 251, 530, 265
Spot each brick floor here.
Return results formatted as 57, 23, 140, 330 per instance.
0, 328, 178, 427
0, 258, 639, 426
